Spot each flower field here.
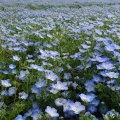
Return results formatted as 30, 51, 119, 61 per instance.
0, 0, 120, 120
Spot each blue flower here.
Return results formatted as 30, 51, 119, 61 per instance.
9, 64, 16, 69
54, 98, 67, 106
85, 84, 95, 92
97, 61, 115, 70
3, 70, 9, 74
84, 80, 94, 87
79, 93, 96, 102
35, 79, 46, 88
12, 69, 17, 74
45, 71, 59, 81
31, 111, 41, 120
8, 87, 16, 96
90, 98, 100, 106
105, 71, 119, 79
63, 73, 72, 80
31, 85, 41, 94
70, 101, 85, 114
14, 115, 25, 120
1, 90, 8, 96
92, 75, 102, 83
45, 106, 59, 118
51, 81, 68, 91
18, 91, 28, 99
1, 79, 11, 87
88, 104, 97, 113
13, 55, 20, 61
0, 102, 4, 107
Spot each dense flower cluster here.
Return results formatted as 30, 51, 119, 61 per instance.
0, 0, 120, 120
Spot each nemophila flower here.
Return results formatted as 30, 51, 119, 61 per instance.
18, 70, 29, 81
45, 71, 59, 81
1, 90, 8, 96
31, 108, 42, 115
91, 55, 109, 63
28, 64, 44, 71
14, 115, 25, 120
12, 69, 17, 74
63, 100, 74, 112
81, 43, 90, 49
113, 43, 120, 50
31, 111, 40, 120
1, 79, 11, 87
95, 29, 102, 35
45, 106, 59, 118
84, 80, 94, 87
31, 85, 41, 94
70, 52, 81, 60
51, 81, 68, 91
0, 102, 4, 107
55, 98, 67, 106
47, 86, 59, 94
86, 61, 92, 68
18, 91, 28, 99
66, 63, 72, 70
99, 70, 108, 77
92, 75, 102, 83
35, 79, 46, 88
42, 61, 52, 66
8, 87, 16, 96
99, 103, 108, 114
113, 50, 120, 57
70, 101, 85, 114
106, 79, 115, 85
75, 65, 84, 71
58, 67, 64, 73
72, 82, 78, 89
79, 93, 96, 102
75, 34, 79, 40
3, 70, 9, 74
13, 55, 20, 61
88, 104, 97, 113
27, 54, 33, 59
28, 64, 39, 69
90, 98, 100, 106
24, 109, 33, 118
79, 48, 87, 53
0, 69, 3, 73
97, 61, 115, 70
84, 111, 91, 116
105, 71, 119, 78
109, 85, 120, 91
9, 64, 16, 69
105, 44, 115, 52
63, 72, 72, 80
19, 46, 27, 52
85, 84, 95, 92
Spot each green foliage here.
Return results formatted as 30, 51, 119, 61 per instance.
38, 113, 52, 120
96, 83, 120, 112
